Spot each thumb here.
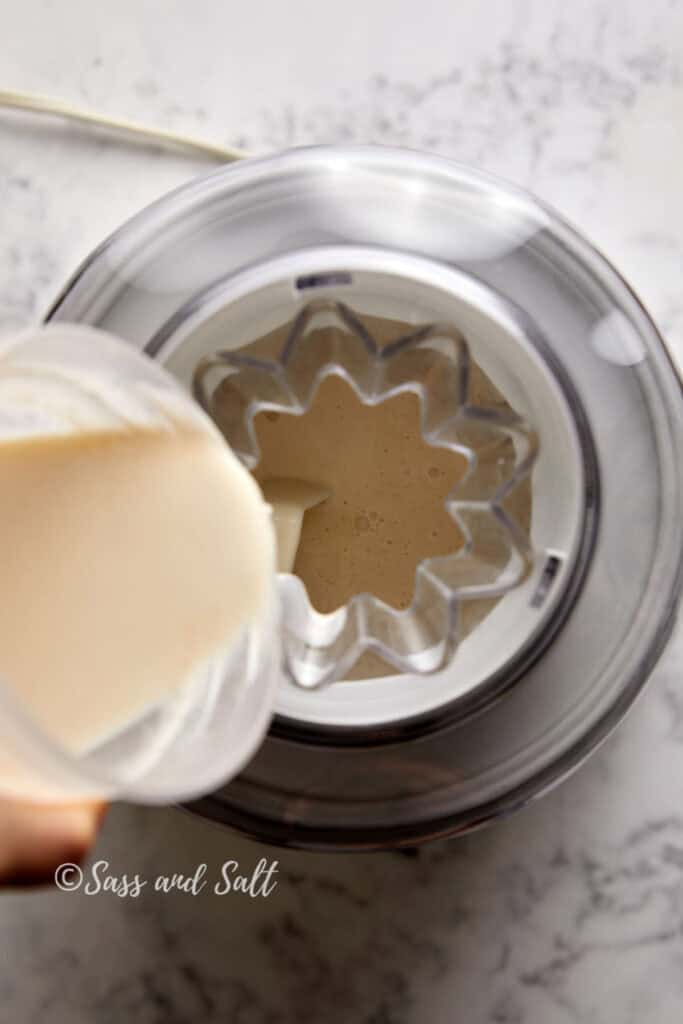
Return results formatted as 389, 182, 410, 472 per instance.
0, 800, 107, 886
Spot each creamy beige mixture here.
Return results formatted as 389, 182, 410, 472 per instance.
0, 424, 273, 753
254, 376, 468, 613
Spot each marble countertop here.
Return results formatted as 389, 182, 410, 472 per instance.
1, 0, 682, 1020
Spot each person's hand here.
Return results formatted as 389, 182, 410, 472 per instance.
0, 799, 106, 885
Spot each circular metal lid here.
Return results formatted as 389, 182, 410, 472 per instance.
48, 146, 683, 849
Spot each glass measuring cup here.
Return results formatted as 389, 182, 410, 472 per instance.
0, 324, 280, 803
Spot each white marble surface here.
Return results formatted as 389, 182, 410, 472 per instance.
1, 0, 682, 1020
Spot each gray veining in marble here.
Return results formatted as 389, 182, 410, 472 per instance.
0, 0, 682, 1020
